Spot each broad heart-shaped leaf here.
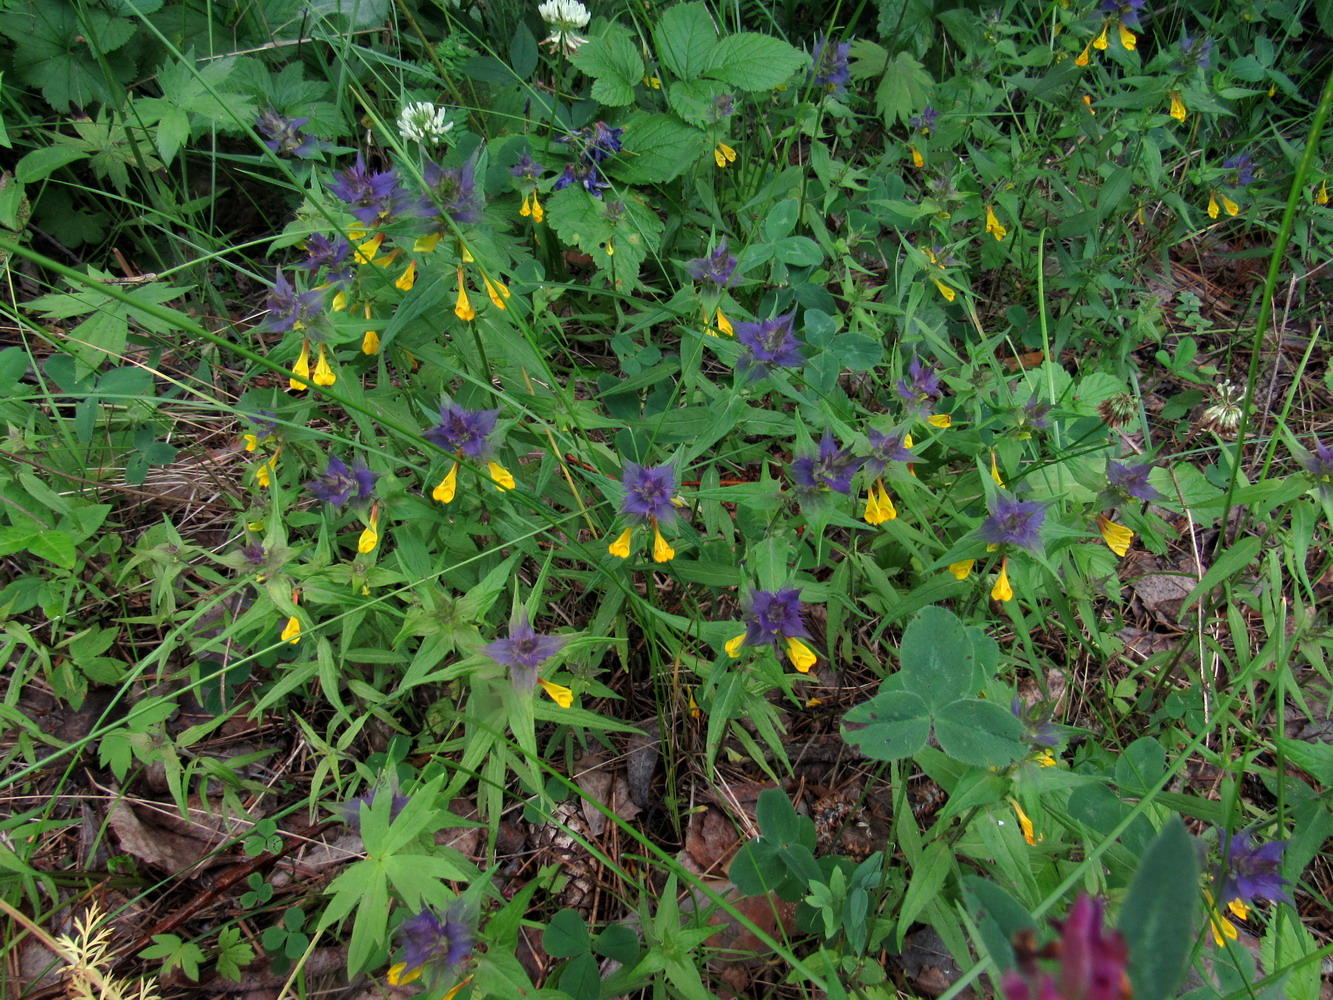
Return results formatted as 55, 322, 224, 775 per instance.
544, 908, 591, 958
933, 699, 1028, 768
654, 2, 718, 81
570, 28, 644, 107
1120, 816, 1200, 1000
613, 113, 707, 184
702, 33, 804, 91
841, 689, 930, 761
899, 605, 976, 713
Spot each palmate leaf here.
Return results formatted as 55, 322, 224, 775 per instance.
569, 27, 644, 107
0, 3, 137, 110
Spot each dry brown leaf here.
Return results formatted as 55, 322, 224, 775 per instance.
107, 800, 217, 874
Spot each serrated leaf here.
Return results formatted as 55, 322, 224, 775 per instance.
569, 29, 644, 106
873, 51, 933, 127
933, 699, 1028, 768
666, 77, 731, 126
702, 33, 803, 91
654, 2, 717, 80
613, 112, 707, 184
841, 689, 931, 761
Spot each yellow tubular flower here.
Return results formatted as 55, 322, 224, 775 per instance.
1221, 194, 1239, 216
488, 462, 516, 490
877, 482, 897, 520
290, 339, 311, 391
1098, 514, 1134, 557
1118, 22, 1136, 50
454, 267, 476, 321
529, 192, 544, 222
949, 559, 975, 580
387, 963, 422, 986
1208, 192, 1220, 219
538, 678, 574, 708
332, 289, 348, 311
652, 523, 675, 562
1318, 180, 1329, 205
714, 141, 736, 168
1036, 749, 1057, 767
255, 455, 276, 488
1169, 91, 1187, 122
1204, 889, 1240, 947
934, 277, 956, 302
396, 259, 417, 291
911, 146, 925, 168
354, 232, 384, 263
608, 527, 632, 558
460, 244, 474, 263
1083, 94, 1096, 114
990, 452, 1006, 487
725, 634, 746, 657
414, 233, 442, 253
483, 275, 511, 310
520, 191, 534, 217
312, 343, 335, 387
716, 308, 734, 336
358, 527, 378, 553
1076, 41, 1092, 66
242, 433, 259, 452
281, 616, 301, 643
432, 462, 458, 504
1093, 22, 1110, 49
863, 488, 884, 525
605, 240, 614, 256
1008, 797, 1037, 845
985, 204, 1007, 241
928, 413, 953, 428
362, 329, 380, 354
786, 638, 817, 673
992, 557, 1014, 602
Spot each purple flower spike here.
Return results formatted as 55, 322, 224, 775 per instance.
1296, 438, 1333, 500
734, 312, 804, 380
1001, 894, 1129, 1000
792, 432, 863, 496
511, 151, 545, 180
910, 105, 939, 134
257, 107, 320, 159
300, 234, 353, 285
328, 153, 410, 226
864, 429, 914, 477
742, 587, 811, 649
308, 454, 378, 507
978, 494, 1047, 553
485, 612, 568, 674
424, 403, 499, 458
1218, 829, 1293, 909
339, 788, 410, 831
686, 239, 737, 287
1106, 460, 1163, 502
810, 36, 851, 95
896, 356, 942, 412
1223, 153, 1256, 188
620, 462, 678, 525
398, 900, 475, 982
421, 156, 483, 227
264, 270, 326, 334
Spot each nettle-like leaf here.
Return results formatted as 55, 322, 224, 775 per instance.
842, 605, 1025, 768
702, 33, 804, 91
0, 2, 137, 111
135, 53, 258, 164
653, 2, 718, 81
613, 112, 707, 184
570, 26, 644, 106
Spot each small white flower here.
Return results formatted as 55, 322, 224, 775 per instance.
538, 0, 590, 55
397, 102, 453, 144
1199, 378, 1245, 437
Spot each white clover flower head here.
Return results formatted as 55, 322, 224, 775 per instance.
397, 102, 453, 144
1200, 378, 1245, 437
538, 0, 590, 55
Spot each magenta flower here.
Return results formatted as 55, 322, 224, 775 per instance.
1001, 893, 1129, 1000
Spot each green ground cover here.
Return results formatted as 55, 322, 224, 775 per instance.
1, 0, 1333, 997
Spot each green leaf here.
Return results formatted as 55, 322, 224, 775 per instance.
702, 33, 804, 91
933, 699, 1028, 768
899, 605, 975, 712
613, 112, 707, 184
897, 841, 953, 945
26, 530, 76, 569
557, 952, 600, 1000
1180, 535, 1262, 612
1120, 816, 1200, 1000
569, 28, 644, 106
544, 909, 591, 958
963, 877, 1034, 972
666, 78, 731, 127
1260, 915, 1319, 1000
841, 689, 931, 761
872, 51, 933, 127
16, 146, 88, 183
1115, 737, 1166, 795
654, 2, 717, 80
